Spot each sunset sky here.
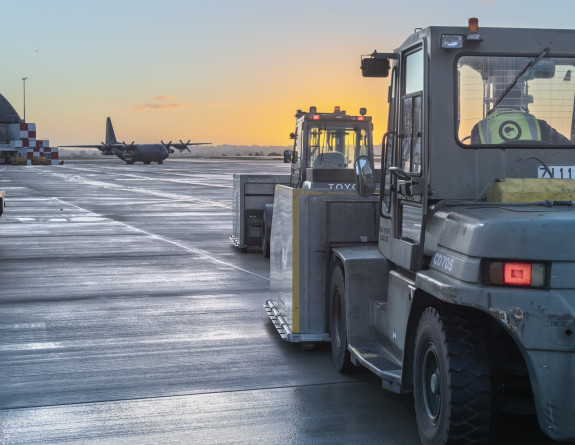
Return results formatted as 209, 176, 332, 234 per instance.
3, 0, 575, 147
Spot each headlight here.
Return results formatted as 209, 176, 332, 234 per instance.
440, 34, 463, 49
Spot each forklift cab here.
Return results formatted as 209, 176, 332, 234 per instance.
359, 20, 575, 273
286, 107, 374, 189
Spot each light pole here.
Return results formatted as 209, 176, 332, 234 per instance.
22, 77, 28, 122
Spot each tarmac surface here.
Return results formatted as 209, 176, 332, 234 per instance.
0, 159, 563, 444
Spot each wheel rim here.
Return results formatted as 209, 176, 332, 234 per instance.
422, 343, 441, 423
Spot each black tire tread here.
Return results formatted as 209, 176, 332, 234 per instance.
262, 211, 270, 258
329, 266, 354, 372
414, 307, 491, 445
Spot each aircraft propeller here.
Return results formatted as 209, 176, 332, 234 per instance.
180, 140, 192, 152
120, 141, 136, 151
98, 141, 114, 154
161, 140, 175, 154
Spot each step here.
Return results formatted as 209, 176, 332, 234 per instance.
349, 343, 407, 394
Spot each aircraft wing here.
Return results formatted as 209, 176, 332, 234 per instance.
60, 144, 108, 152
181, 143, 212, 146
60, 144, 105, 149
110, 142, 137, 151
163, 140, 212, 153
59, 144, 115, 155
60, 142, 137, 153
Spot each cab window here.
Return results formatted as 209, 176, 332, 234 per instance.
308, 124, 371, 169
401, 49, 423, 174
458, 55, 575, 147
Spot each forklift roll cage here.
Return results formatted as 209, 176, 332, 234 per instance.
361, 25, 575, 274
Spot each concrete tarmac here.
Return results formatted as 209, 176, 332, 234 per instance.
0, 159, 560, 444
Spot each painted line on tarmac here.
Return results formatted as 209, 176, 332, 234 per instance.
42, 169, 232, 208
54, 197, 269, 282
60, 165, 234, 189
128, 226, 270, 282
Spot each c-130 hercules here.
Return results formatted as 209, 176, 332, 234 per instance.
61, 117, 211, 164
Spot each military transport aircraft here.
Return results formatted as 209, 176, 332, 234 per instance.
61, 117, 211, 164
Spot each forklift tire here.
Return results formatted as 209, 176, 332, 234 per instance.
262, 210, 270, 258
413, 307, 491, 445
329, 266, 354, 372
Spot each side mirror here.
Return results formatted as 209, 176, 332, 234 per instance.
354, 155, 376, 197
361, 52, 396, 78
283, 150, 291, 163
289, 132, 296, 140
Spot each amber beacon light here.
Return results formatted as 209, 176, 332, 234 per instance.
441, 17, 484, 48
467, 17, 483, 41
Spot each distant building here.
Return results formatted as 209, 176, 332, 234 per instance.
0, 93, 58, 165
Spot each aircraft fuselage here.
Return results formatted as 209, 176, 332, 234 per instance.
112, 144, 170, 164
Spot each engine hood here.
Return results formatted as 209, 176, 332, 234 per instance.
424, 204, 575, 261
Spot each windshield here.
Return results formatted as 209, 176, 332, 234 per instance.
458, 55, 575, 147
307, 123, 371, 169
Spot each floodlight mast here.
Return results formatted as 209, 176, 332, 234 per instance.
22, 77, 28, 122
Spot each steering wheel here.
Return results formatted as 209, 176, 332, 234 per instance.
389, 166, 412, 181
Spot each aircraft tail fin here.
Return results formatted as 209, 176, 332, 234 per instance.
105, 117, 117, 145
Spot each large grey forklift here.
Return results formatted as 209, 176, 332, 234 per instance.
231, 106, 375, 257
267, 19, 575, 444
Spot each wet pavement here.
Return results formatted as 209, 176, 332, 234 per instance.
0, 159, 560, 444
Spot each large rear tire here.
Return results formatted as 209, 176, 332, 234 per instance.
329, 266, 354, 372
413, 307, 491, 445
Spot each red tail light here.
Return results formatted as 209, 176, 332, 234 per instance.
504, 263, 532, 286
488, 261, 546, 288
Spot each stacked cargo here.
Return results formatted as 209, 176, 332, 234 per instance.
18, 123, 59, 165
0, 93, 59, 165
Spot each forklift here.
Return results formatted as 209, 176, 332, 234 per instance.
267, 19, 575, 444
